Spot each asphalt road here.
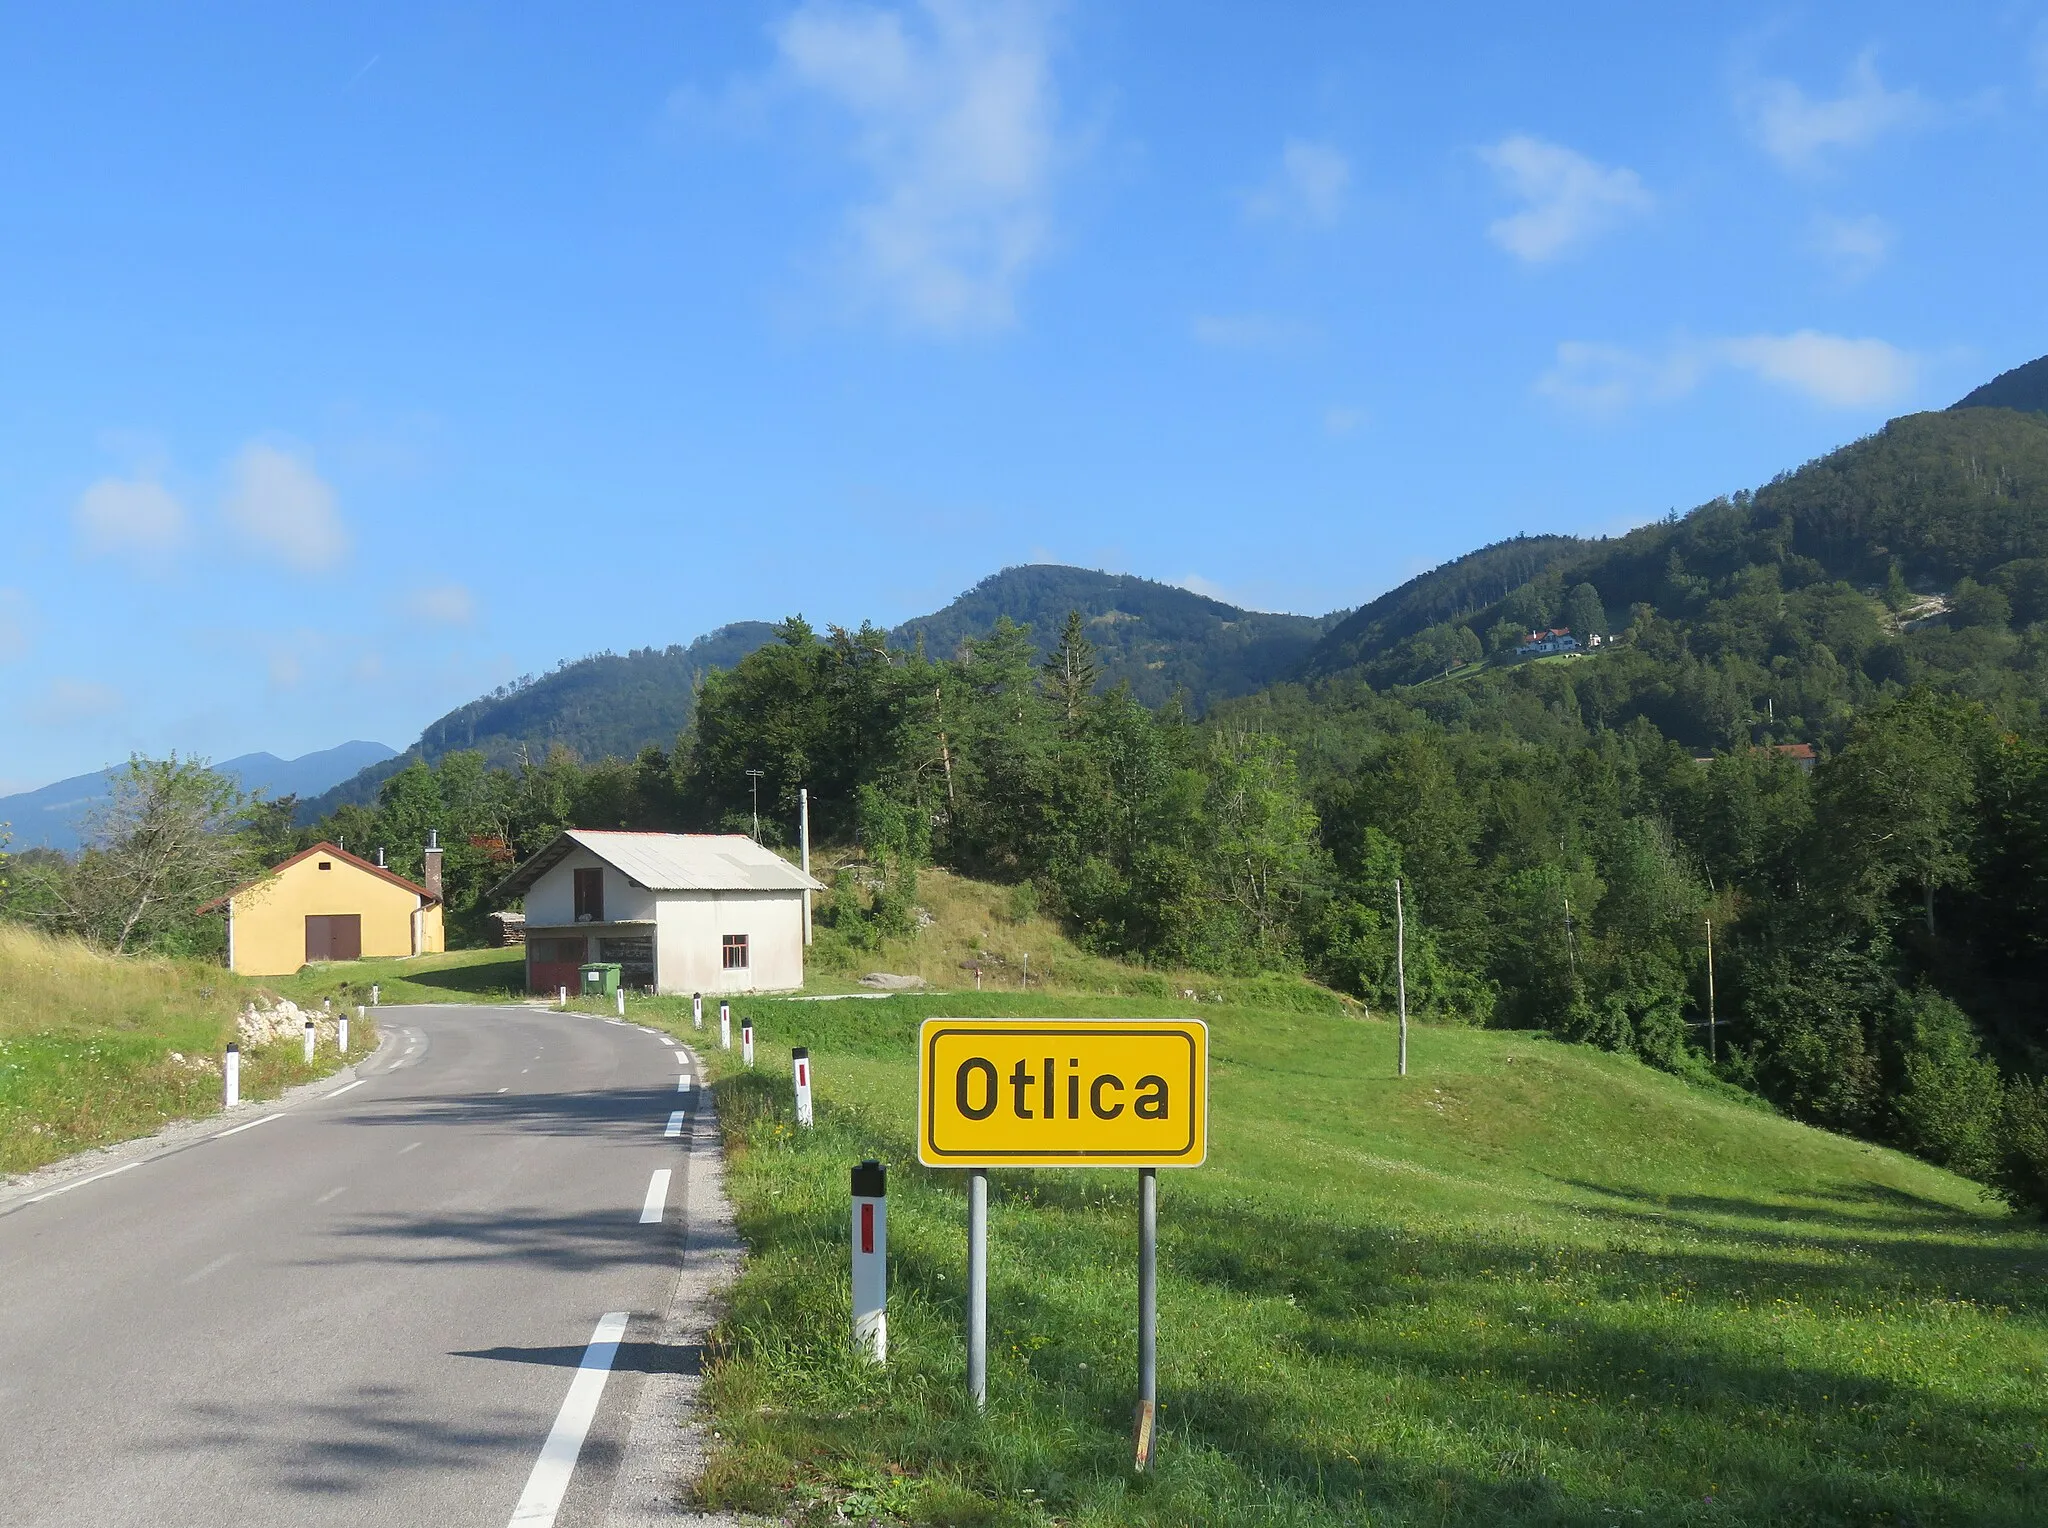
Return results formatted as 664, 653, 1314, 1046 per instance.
0, 1003, 710, 1527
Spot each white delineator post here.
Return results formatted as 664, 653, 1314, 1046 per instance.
615, 989, 625, 1017
741, 1020, 755, 1069
793, 1047, 814, 1127
303, 1018, 315, 1064
851, 1159, 886, 1364
693, 992, 703, 1030
719, 1002, 731, 1050
371, 984, 379, 1006
224, 1042, 240, 1108
559, 986, 568, 1010
340, 1010, 352, 1054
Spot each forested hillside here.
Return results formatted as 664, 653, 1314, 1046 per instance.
301, 567, 1342, 821
296, 621, 778, 819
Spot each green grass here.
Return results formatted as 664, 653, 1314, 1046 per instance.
273, 945, 530, 1008
0, 923, 374, 1176
629, 990, 2047, 1528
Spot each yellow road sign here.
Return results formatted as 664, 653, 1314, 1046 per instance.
918, 1018, 1208, 1167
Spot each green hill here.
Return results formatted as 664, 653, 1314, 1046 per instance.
891, 565, 1334, 708
1954, 354, 2048, 415
302, 568, 1340, 821
673, 988, 2042, 1527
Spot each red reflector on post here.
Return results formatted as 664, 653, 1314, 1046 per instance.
860, 1201, 874, 1254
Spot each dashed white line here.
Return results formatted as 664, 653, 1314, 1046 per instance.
506, 1310, 631, 1528
316, 1185, 348, 1204
677, 1075, 693, 1092
399, 1141, 422, 1155
180, 1253, 235, 1285
213, 1113, 283, 1140
324, 1079, 365, 1099
639, 1169, 671, 1224
664, 1110, 685, 1138
24, 1161, 139, 1204
497, 1087, 510, 1094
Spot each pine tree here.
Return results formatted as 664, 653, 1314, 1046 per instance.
1042, 609, 1099, 723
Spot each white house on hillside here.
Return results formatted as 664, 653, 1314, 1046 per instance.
492, 830, 824, 997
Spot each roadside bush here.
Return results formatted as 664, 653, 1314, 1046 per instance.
1994, 1078, 2048, 1216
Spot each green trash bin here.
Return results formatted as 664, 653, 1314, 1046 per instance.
579, 962, 622, 998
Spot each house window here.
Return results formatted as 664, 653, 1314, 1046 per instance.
722, 934, 749, 970
574, 867, 604, 923
318, 861, 332, 871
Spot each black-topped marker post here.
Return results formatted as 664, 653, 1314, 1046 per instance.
741, 1019, 754, 1068
692, 991, 703, 1030
793, 1048, 813, 1127
850, 1159, 886, 1363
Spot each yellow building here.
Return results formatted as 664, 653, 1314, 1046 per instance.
203, 840, 446, 976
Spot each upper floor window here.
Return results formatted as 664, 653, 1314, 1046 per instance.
574, 867, 604, 923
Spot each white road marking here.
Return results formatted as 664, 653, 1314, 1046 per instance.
522, 1068, 529, 1074
664, 1111, 685, 1138
399, 1141, 422, 1155
25, 1161, 140, 1204
497, 1087, 510, 1094
180, 1253, 235, 1285
506, 1310, 631, 1528
672, 1051, 687, 1064
324, 1079, 365, 1099
316, 1186, 348, 1204
639, 1169, 671, 1224
677, 1075, 693, 1092
213, 1113, 283, 1140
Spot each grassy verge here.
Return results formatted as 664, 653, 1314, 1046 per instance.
636, 991, 2045, 1528
0, 923, 375, 1177
272, 945, 530, 1009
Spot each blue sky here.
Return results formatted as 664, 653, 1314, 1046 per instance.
3, 2, 2045, 794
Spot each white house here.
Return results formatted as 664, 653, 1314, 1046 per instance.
492, 830, 825, 997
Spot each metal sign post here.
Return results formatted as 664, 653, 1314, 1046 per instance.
917, 1018, 1207, 1467
967, 1167, 988, 1412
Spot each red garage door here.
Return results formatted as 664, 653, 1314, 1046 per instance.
528, 936, 586, 994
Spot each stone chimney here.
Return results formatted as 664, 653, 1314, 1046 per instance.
423, 829, 444, 901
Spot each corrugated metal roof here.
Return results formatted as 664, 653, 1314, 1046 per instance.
492, 829, 825, 901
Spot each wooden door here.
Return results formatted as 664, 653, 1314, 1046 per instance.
305, 914, 364, 962
331, 914, 362, 960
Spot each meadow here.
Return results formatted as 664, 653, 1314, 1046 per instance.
657, 990, 2046, 1528
0, 923, 375, 1177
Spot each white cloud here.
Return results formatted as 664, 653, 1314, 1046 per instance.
0, 589, 30, 661
1717, 331, 1917, 407
1737, 51, 1927, 171
74, 476, 187, 562
1538, 331, 1915, 415
1243, 139, 1350, 226
1174, 573, 1234, 603
1537, 342, 1705, 416
1480, 134, 1652, 261
400, 583, 478, 626
222, 444, 349, 571
1808, 212, 1893, 281
1190, 313, 1316, 352
1322, 404, 1367, 437
771, 0, 1062, 333
31, 677, 124, 727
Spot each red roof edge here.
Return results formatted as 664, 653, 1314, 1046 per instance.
198, 840, 441, 914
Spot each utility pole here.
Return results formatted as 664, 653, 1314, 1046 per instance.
745, 769, 765, 842
800, 787, 813, 947
1394, 877, 1408, 1078
1705, 918, 1717, 1063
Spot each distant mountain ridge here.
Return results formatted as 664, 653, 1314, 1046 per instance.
298, 568, 1344, 820
0, 741, 397, 853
